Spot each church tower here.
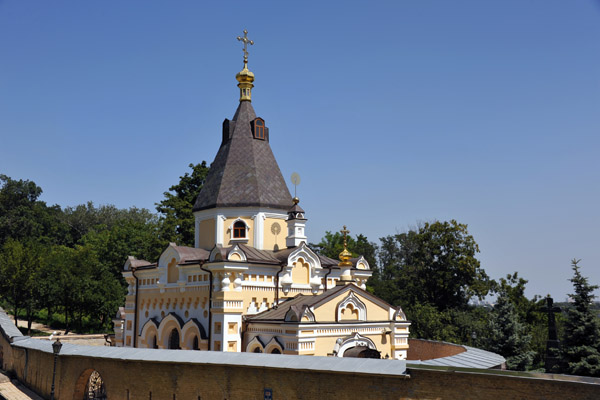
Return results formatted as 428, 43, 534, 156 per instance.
192, 30, 292, 252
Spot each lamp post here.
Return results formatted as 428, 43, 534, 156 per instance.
50, 338, 62, 400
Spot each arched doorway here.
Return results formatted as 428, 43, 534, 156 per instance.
74, 370, 107, 400
168, 328, 181, 349
73, 369, 107, 400
343, 346, 381, 358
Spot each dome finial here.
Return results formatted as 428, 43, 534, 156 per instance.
236, 29, 255, 102
338, 225, 353, 267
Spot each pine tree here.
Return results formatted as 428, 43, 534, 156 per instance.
487, 292, 535, 370
561, 259, 600, 377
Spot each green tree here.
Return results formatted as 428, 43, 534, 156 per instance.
81, 207, 163, 277
0, 175, 67, 246
487, 291, 535, 370
560, 259, 600, 377
311, 231, 378, 268
156, 162, 209, 246
370, 220, 491, 311
0, 239, 46, 333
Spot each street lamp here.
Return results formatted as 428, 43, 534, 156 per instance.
50, 339, 62, 400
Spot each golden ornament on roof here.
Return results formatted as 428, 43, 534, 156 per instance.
235, 29, 255, 101
338, 225, 353, 267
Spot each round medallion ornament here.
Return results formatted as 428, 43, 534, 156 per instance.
271, 222, 281, 235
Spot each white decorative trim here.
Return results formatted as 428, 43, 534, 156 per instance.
334, 332, 378, 357
264, 337, 284, 354
181, 319, 205, 348
139, 319, 159, 347
157, 313, 183, 348
354, 255, 370, 270
393, 307, 407, 321
337, 292, 367, 321
227, 245, 247, 262
246, 336, 265, 353
228, 217, 250, 242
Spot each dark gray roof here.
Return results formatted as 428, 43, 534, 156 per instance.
407, 343, 506, 369
193, 101, 292, 212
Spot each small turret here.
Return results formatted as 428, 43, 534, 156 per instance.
286, 197, 307, 248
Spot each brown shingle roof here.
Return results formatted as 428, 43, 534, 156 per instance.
247, 284, 395, 323
173, 246, 209, 263
193, 101, 292, 212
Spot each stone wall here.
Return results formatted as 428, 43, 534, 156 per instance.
0, 310, 599, 400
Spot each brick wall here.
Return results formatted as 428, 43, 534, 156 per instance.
1, 314, 599, 400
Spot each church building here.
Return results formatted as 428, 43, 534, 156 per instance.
113, 31, 410, 359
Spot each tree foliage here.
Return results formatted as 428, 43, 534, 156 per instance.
370, 220, 491, 311
487, 288, 535, 370
156, 162, 209, 246
560, 259, 600, 377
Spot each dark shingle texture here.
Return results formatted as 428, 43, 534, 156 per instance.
193, 101, 292, 211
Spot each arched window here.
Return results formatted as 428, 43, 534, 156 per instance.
168, 328, 180, 350
254, 347, 262, 353
233, 221, 246, 238
252, 118, 265, 140
193, 336, 199, 350
271, 348, 281, 354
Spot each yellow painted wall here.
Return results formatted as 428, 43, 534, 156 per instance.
314, 290, 390, 322
291, 258, 310, 285
263, 217, 287, 251
198, 219, 216, 249
167, 258, 178, 283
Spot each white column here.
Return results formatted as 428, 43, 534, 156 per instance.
216, 215, 226, 246
194, 216, 200, 248
252, 212, 265, 250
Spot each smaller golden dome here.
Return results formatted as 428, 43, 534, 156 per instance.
236, 63, 255, 84
338, 247, 353, 267
292, 196, 300, 205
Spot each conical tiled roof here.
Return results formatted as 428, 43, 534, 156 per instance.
193, 101, 292, 212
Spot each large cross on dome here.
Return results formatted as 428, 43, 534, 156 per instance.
237, 29, 254, 63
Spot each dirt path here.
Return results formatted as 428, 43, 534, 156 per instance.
7, 315, 65, 336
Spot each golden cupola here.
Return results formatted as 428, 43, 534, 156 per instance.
236, 29, 255, 102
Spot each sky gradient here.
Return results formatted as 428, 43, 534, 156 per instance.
1, 1, 599, 301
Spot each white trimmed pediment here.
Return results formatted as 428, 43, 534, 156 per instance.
393, 307, 407, 321
355, 255, 370, 270
227, 244, 247, 262
288, 242, 321, 270
264, 337, 284, 353
336, 291, 367, 322
246, 336, 265, 352
158, 243, 180, 269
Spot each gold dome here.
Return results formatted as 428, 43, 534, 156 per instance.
236, 63, 255, 84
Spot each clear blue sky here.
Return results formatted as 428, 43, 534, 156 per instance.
1, 1, 599, 301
